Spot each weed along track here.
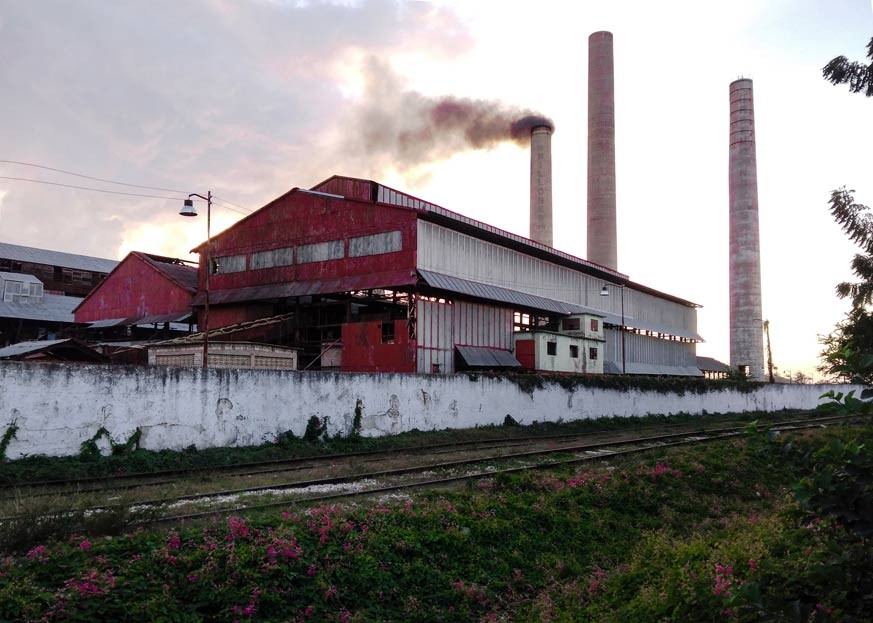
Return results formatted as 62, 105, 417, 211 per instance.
0, 409, 834, 499
1, 414, 863, 531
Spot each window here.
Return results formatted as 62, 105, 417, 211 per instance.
381, 321, 395, 344
212, 254, 246, 274
297, 240, 344, 264
569, 345, 579, 358
3, 280, 21, 302
589, 347, 598, 360
251, 247, 293, 269
349, 231, 402, 257
546, 341, 557, 356
561, 318, 580, 331
590, 318, 599, 332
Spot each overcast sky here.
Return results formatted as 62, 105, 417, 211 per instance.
1, 0, 872, 378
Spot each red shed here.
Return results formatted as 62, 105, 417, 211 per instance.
74, 252, 197, 325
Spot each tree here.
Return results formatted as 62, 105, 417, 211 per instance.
822, 37, 873, 97
818, 40, 873, 382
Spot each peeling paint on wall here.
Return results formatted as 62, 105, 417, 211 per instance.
0, 362, 857, 460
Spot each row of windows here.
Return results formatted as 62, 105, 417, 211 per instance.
2, 280, 44, 303
546, 341, 598, 360
211, 231, 402, 275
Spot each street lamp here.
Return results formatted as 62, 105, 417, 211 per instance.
600, 283, 626, 375
180, 191, 211, 368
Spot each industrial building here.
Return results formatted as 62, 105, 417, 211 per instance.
0, 242, 117, 345
163, 174, 702, 375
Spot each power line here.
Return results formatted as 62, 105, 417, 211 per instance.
0, 175, 252, 216
0, 159, 254, 214
0, 175, 188, 201
0, 159, 189, 195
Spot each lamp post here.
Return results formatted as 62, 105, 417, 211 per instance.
180, 191, 211, 368
600, 283, 626, 374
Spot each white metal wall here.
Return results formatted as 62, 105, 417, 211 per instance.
417, 221, 697, 338
416, 299, 513, 374
604, 330, 696, 368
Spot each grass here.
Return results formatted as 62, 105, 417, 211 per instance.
0, 408, 813, 485
0, 420, 870, 621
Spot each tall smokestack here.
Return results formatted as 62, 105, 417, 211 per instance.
587, 31, 617, 270
529, 123, 554, 246
729, 78, 765, 380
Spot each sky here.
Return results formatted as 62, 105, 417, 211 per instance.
1, 0, 872, 379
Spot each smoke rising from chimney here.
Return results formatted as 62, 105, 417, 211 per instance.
346, 58, 552, 171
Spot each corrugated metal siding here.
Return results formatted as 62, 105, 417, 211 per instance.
603, 330, 697, 371
417, 221, 698, 340
74, 254, 193, 323
375, 184, 626, 280
200, 193, 417, 297
416, 299, 513, 374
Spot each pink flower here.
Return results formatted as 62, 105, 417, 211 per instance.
79, 540, 91, 551
26, 545, 48, 560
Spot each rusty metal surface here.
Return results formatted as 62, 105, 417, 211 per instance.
74, 252, 195, 323
192, 270, 417, 306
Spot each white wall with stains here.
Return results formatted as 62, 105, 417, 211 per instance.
0, 362, 857, 460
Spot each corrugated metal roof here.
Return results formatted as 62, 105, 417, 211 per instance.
0, 293, 81, 323
374, 183, 628, 281
0, 241, 117, 273
0, 339, 71, 358
193, 270, 418, 306
624, 362, 704, 377
455, 345, 521, 368
419, 269, 607, 318
0, 272, 42, 284
138, 253, 198, 293
696, 356, 730, 372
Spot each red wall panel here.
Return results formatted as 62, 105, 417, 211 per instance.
515, 339, 536, 369
341, 320, 416, 373
198, 192, 418, 294
75, 254, 192, 322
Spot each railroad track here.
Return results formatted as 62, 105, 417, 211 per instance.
2, 413, 864, 529
0, 409, 820, 499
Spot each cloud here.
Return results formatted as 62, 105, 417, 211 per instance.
0, 0, 473, 259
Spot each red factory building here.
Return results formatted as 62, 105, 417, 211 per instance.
172, 175, 701, 375
74, 252, 197, 335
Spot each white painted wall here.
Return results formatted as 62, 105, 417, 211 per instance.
0, 362, 860, 460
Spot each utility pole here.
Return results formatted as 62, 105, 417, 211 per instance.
763, 320, 774, 383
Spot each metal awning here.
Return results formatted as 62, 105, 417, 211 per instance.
455, 345, 521, 368
624, 362, 704, 377
87, 312, 193, 328
418, 270, 608, 318
192, 270, 418, 306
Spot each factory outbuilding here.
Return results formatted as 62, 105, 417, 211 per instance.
181, 175, 701, 376
73, 252, 197, 335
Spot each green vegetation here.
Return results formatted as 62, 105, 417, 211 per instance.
0, 420, 870, 621
0, 409, 809, 485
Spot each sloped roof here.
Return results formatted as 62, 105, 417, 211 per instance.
696, 356, 731, 373
0, 338, 107, 362
0, 272, 43, 284
0, 293, 81, 323
0, 241, 116, 273
135, 252, 198, 293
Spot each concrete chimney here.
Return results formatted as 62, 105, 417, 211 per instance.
587, 30, 617, 270
529, 123, 554, 246
728, 78, 765, 380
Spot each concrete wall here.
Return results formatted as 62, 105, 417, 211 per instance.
0, 361, 858, 460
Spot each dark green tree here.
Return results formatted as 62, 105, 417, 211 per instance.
819, 40, 873, 381
822, 37, 873, 96
819, 189, 873, 382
